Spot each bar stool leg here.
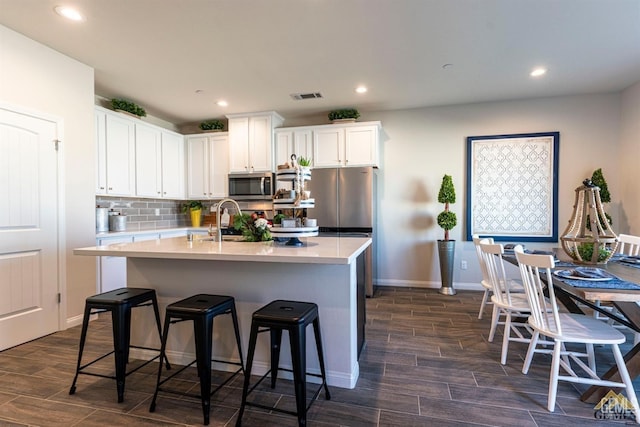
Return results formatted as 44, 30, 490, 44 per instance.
313, 317, 331, 400
149, 312, 172, 413
230, 304, 245, 372
69, 304, 92, 395
194, 315, 214, 425
270, 328, 283, 388
112, 307, 128, 403
290, 324, 307, 427
237, 322, 259, 427
150, 293, 171, 369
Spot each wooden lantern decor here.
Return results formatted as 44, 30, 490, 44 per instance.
560, 179, 618, 264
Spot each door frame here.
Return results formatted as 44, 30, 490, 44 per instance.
0, 102, 66, 331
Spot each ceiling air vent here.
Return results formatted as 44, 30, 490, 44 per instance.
290, 92, 323, 101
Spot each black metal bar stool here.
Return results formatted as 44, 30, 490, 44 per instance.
237, 300, 331, 427
149, 294, 245, 426
69, 287, 169, 403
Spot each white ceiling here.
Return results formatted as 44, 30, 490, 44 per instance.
1, 0, 639, 126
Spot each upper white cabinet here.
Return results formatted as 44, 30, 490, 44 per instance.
227, 111, 284, 173
277, 121, 381, 168
186, 132, 229, 199
275, 129, 313, 167
95, 108, 136, 196
135, 123, 185, 199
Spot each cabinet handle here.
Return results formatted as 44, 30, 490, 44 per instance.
108, 187, 113, 190
100, 186, 105, 190
157, 191, 161, 194
163, 192, 166, 195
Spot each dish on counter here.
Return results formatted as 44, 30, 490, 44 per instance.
553, 267, 614, 282
621, 256, 640, 264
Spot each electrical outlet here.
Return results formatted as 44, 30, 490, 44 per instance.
461, 260, 468, 270
155, 208, 160, 216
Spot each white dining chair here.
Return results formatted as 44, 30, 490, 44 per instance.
514, 246, 640, 418
472, 235, 494, 319
480, 240, 533, 364
618, 233, 640, 256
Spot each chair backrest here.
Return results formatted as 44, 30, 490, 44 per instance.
514, 245, 562, 336
618, 233, 640, 256
479, 240, 515, 307
472, 234, 494, 285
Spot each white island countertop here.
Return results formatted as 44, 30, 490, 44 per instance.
74, 236, 371, 265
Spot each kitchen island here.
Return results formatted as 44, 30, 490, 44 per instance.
74, 235, 371, 389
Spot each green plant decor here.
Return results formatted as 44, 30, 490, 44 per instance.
297, 156, 312, 167
436, 175, 457, 241
199, 119, 224, 131
273, 213, 286, 225
587, 168, 612, 230
111, 98, 146, 117
573, 242, 612, 263
181, 200, 204, 213
233, 213, 272, 242
328, 108, 360, 121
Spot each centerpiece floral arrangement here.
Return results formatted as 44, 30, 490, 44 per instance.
233, 212, 272, 242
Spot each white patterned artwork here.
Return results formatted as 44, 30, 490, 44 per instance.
466, 132, 559, 242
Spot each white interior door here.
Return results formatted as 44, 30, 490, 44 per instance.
0, 106, 60, 351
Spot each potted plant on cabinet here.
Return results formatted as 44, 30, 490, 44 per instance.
182, 200, 204, 227
436, 175, 457, 295
110, 98, 147, 118
328, 108, 360, 123
199, 119, 224, 132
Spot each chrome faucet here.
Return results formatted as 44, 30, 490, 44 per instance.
215, 198, 242, 242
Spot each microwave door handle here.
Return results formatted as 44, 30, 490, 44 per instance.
261, 177, 265, 196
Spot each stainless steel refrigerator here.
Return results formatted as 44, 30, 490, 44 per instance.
307, 167, 376, 297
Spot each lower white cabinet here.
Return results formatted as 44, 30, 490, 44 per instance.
96, 236, 133, 293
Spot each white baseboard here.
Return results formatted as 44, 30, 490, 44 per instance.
66, 313, 98, 329
374, 279, 483, 291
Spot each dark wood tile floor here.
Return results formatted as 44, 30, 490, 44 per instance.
0, 287, 636, 426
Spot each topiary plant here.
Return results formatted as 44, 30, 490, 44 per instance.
110, 98, 146, 117
199, 119, 224, 131
587, 168, 612, 230
437, 175, 457, 241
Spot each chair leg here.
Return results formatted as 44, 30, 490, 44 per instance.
150, 294, 171, 370
522, 331, 539, 374
69, 304, 93, 395
150, 313, 172, 413
478, 289, 489, 320
230, 304, 245, 373
237, 322, 259, 427
611, 343, 640, 422
270, 328, 283, 389
547, 341, 561, 412
488, 305, 499, 343
500, 312, 511, 365
194, 315, 214, 426
289, 325, 307, 427
112, 307, 128, 403
312, 317, 331, 400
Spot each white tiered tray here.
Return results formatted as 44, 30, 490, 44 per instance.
273, 198, 315, 209
270, 226, 319, 238
275, 168, 311, 180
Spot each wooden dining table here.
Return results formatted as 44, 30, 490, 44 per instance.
504, 252, 640, 404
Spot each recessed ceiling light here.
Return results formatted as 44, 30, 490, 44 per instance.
530, 67, 547, 77
355, 86, 368, 94
54, 6, 85, 21
217, 100, 228, 107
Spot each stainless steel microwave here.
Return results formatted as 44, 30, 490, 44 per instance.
228, 172, 274, 200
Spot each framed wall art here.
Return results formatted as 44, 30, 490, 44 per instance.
466, 132, 560, 242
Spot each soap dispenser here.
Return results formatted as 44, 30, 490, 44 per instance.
221, 208, 230, 227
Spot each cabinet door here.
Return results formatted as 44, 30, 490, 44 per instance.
275, 131, 293, 168
209, 134, 229, 198
95, 109, 107, 194
187, 136, 209, 198
345, 125, 379, 167
228, 117, 250, 173
248, 115, 272, 172
97, 236, 133, 293
293, 130, 313, 162
161, 131, 185, 199
135, 123, 162, 198
313, 127, 344, 167
105, 113, 136, 195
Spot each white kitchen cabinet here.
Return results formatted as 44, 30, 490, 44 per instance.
313, 122, 380, 168
135, 123, 185, 199
227, 111, 284, 173
96, 235, 133, 293
95, 108, 136, 196
275, 129, 313, 167
186, 132, 229, 199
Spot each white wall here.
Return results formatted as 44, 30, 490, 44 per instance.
0, 25, 96, 322
619, 82, 640, 235
365, 93, 623, 288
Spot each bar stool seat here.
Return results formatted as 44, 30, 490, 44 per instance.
237, 300, 330, 427
69, 287, 169, 403
149, 294, 244, 426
